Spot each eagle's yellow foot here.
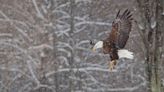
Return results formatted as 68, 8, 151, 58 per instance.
109, 60, 116, 71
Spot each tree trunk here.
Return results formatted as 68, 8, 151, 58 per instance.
152, 0, 164, 92
69, 0, 75, 91
136, 0, 164, 92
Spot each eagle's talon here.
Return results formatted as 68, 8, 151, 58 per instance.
109, 60, 116, 71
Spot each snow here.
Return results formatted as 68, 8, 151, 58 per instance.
162, 12, 164, 15
151, 21, 156, 29
0, 0, 152, 92
138, 24, 144, 30
32, 0, 44, 19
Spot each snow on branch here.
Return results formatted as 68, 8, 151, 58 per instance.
0, 42, 27, 53
0, 18, 30, 28
74, 25, 86, 33
32, 0, 44, 19
57, 56, 69, 66
0, 33, 13, 37
56, 42, 73, 51
162, 12, 164, 15
75, 0, 92, 3
84, 75, 146, 92
151, 21, 156, 29
33, 84, 54, 90
75, 21, 112, 27
26, 60, 40, 85
52, 10, 70, 18
76, 40, 90, 47
18, 82, 33, 92
0, 66, 32, 80
15, 26, 32, 42
55, 2, 70, 10
58, 48, 71, 57
28, 44, 53, 50
0, 10, 29, 27
0, 10, 10, 20
55, 28, 70, 37
75, 16, 112, 26
0, 42, 40, 72
46, 67, 117, 77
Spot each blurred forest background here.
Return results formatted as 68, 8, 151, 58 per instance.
0, 0, 163, 92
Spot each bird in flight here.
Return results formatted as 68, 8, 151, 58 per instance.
91, 9, 134, 71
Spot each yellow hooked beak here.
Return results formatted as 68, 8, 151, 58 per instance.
92, 47, 96, 52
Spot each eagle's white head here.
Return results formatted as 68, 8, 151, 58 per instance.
92, 41, 103, 51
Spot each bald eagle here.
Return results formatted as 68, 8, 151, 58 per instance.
92, 9, 134, 70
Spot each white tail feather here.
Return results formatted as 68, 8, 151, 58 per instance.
118, 49, 134, 59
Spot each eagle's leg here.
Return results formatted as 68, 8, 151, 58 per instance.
109, 60, 117, 71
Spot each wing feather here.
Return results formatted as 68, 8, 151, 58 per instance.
109, 9, 132, 48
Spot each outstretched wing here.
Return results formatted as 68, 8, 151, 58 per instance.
109, 9, 133, 48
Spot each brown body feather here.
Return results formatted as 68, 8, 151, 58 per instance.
103, 9, 132, 61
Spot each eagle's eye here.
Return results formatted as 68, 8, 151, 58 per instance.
90, 40, 95, 45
